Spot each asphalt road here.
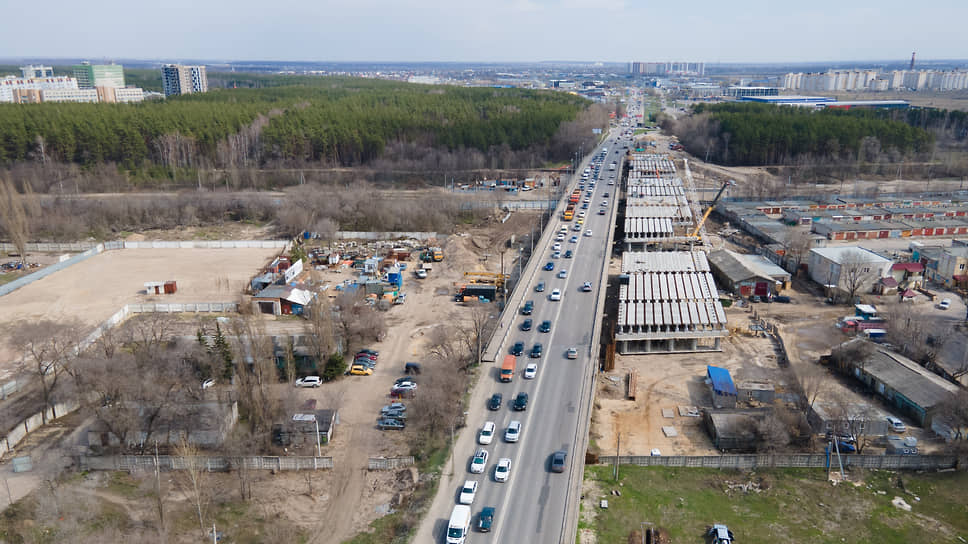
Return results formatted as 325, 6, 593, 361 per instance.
417, 128, 628, 543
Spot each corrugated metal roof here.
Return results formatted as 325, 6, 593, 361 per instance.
707, 365, 737, 396
863, 349, 959, 409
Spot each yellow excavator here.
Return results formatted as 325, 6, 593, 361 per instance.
689, 180, 736, 242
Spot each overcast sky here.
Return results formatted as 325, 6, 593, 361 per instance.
3, 0, 967, 64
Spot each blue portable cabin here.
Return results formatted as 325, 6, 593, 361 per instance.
707, 365, 738, 409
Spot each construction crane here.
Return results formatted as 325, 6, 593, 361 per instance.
689, 179, 736, 239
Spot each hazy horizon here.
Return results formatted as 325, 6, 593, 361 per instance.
3, 0, 967, 64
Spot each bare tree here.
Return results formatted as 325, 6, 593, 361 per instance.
333, 289, 387, 353
839, 250, 877, 303
795, 363, 829, 413
13, 319, 83, 413
936, 389, 968, 446
884, 303, 948, 366
830, 396, 875, 453
229, 316, 283, 447
458, 302, 497, 370
174, 436, 209, 539
0, 177, 37, 266
755, 411, 791, 452
783, 229, 815, 272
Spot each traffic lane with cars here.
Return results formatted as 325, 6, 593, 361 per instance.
475, 156, 614, 542
424, 134, 619, 543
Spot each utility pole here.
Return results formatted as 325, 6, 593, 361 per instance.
613, 433, 621, 481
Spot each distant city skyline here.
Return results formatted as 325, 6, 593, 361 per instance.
3, 0, 968, 64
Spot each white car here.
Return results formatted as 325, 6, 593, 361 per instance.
201, 378, 216, 389
458, 480, 478, 505
558, 269, 568, 279
578, 211, 586, 218
470, 448, 488, 474
524, 363, 537, 379
552, 243, 562, 251
556, 233, 566, 241
650, 448, 662, 457
295, 376, 321, 388
584, 229, 593, 237
494, 458, 512, 483
938, 298, 951, 310
549, 289, 562, 301
566, 347, 578, 359
479, 421, 495, 445
582, 281, 592, 292
505, 421, 521, 442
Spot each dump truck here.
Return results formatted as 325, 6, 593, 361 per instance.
420, 247, 444, 262
500, 355, 516, 382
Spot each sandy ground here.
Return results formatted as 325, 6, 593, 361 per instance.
590, 274, 947, 457
0, 247, 280, 382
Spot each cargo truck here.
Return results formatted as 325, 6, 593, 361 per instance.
500, 355, 516, 382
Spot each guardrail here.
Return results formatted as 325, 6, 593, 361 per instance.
78, 454, 334, 472
597, 454, 960, 471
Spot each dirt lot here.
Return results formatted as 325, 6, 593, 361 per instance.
0, 247, 280, 382
7, 209, 540, 543
590, 276, 947, 457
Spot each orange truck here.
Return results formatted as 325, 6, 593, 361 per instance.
569, 190, 580, 204
500, 355, 516, 382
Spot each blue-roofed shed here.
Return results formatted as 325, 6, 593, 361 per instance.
707, 365, 737, 408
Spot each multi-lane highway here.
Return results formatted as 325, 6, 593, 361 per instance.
417, 127, 629, 543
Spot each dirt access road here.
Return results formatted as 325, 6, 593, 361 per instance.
0, 247, 279, 382
261, 215, 535, 543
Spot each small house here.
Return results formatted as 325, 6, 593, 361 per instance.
252, 286, 314, 315
736, 380, 775, 403
707, 365, 738, 409
703, 410, 765, 451
274, 409, 338, 447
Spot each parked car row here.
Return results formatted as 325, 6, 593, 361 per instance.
377, 401, 407, 430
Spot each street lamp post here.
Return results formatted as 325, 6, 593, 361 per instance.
313, 416, 321, 457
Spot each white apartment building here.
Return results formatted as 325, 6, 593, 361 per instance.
781, 69, 968, 92
97, 86, 145, 103
41, 88, 99, 103
0, 76, 79, 102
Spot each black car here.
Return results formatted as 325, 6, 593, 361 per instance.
581, 203, 589, 209
564, 250, 573, 259
510, 342, 524, 356
535, 281, 545, 292
774, 295, 792, 303
551, 450, 567, 472
598, 208, 606, 215
520, 318, 533, 331
530, 343, 543, 358
478, 507, 495, 532
513, 392, 529, 411
538, 320, 552, 333
488, 393, 503, 411
521, 300, 534, 315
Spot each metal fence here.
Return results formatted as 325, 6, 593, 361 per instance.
79, 454, 334, 472
597, 454, 959, 471
368, 456, 416, 470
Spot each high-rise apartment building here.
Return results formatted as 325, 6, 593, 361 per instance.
161, 64, 208, 96
72, 62, 125, 89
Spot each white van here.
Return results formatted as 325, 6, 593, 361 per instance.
447, 504, 472, 544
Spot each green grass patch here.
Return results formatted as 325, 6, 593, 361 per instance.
585, 466, 968, 544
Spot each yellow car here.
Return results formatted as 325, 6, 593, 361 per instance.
349, 365, 372, 376
576, 218, 584, 225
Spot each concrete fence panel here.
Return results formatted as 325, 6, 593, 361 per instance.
598, 454, 959, 471
0, 244, 104, 297
79, 455, 334, 472
24, 412, 45, 434
0, 438, 7, 459
368, 456, 416, 470
5, 424, 27, 450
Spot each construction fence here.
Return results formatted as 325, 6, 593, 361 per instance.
79, 455, 334, 472
597, 454, 960, 471
368, 456, 416, 470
